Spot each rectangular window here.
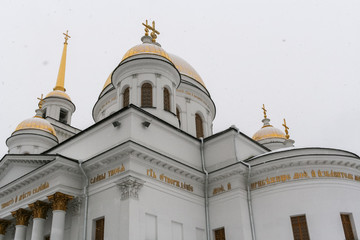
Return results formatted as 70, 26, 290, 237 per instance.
214, 227, 226, 240
291, 215, 310, 240
59, 109, 68, 124
341, 214, 355, 240
196, 228, 205, 240
145, 213, 157, 240
95, 218, 105, 240
171, 221, 183, 240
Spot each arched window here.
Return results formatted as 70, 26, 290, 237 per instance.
195, 113, 204, 138
163, 88, 170, 111
141, 83, 152, 107
123, 87, 130, 107
176, 107, 181, 126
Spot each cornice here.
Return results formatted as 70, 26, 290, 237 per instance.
0, 157, 80, 198
250, 155, 360, 177
83, 141, 204, 184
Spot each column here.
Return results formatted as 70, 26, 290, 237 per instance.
47, 192, 73, 240
0, 219, 11, 240
117, 175, 145, 240
11, 208, 32, 240
29, 200, 50, 240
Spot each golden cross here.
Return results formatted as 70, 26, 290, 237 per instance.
282, 118, 290, 139
262, 104, 267, 119
142, 20, 150, 36
37, 94, 44, 109
63, 30, 71, 44
142, 20, 160, 42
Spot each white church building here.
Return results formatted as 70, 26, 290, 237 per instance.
0, 22, 359, 240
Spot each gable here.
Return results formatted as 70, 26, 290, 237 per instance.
0, 155, 52, 188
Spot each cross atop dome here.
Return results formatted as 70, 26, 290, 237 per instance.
142, 20, 160, 43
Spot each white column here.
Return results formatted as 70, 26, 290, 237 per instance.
14, 225, 27, 240
12, 208, 31, 240
0, 219, 11, 240
29, 200, 50, 240
31, 218, 45, 240
47, 192, 73, 240
50, 210, 66, 240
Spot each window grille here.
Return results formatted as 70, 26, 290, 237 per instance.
95, 218, 105, 240
291, 215, 310, 240
341, 214, 355, 240
123, 87, 130, 107
141, 83, 152, 107
214, 228, 226, 240
195, 113, 204, 138
163, 88, 170, 111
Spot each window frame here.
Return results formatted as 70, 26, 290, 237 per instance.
290, 215, 310, 240
141, 83, 153, 108
195, 113, 204, 138
163, 87, 170, 112
341, 213, 356, 240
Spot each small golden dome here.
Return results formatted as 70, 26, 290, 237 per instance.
168, 54, 205, 87
45, 90, 71, 101
14, 117, 57, 136
121, 43, 172, 63
252, 125, 286, 141
102, 73, 112, 90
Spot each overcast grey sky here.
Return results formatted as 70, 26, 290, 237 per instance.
0, 0, 359, 156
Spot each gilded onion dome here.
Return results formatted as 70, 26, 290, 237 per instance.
14, 116, 57, 136
168, 53, 205, 87
252, 121, 286, 141
121, 43, 173, 63
45, 90, 71, 101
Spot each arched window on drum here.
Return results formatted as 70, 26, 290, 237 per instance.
195, 113, 204, 138
123, 87, 130, 107
141, 83, 152, 107
163, 88, 170, 111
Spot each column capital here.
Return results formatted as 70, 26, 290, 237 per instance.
116, 175, 145, 200
0, 219, 11, 235
11, 208, 32, 226
29, 200, 50, 219
47, 192, 73, 211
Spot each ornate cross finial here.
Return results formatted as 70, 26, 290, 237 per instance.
63, 30, 71, 44
282, 118, 290, 139
142, 20, 160, 43
37, 94, 44, 109
142, 20, 150, 36
262, 104, 267, 119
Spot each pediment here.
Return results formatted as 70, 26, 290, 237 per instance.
0, 155, 53, 188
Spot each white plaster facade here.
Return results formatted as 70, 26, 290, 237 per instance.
0, 30, 359, 240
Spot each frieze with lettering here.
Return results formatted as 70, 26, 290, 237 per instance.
90, 164, 125, 184
251, 169, 360, 190
146, 169, 194, 192
1, 182, 49, 209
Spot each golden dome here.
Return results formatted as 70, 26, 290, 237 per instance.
252, 125, 286, 141
14, 116, 57, 136
121, 43, 172, 63
168, 53, 205, 87
102, 73, 112, 90
45, 90, 71, 101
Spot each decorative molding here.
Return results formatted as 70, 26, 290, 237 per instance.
68, 197, 82, 215
47, 192, 74, 211
117, 176, 145, 200
28, 200, 50, 219
0, 219, 11, 235
11, 208, 32, 226
0, 162, 80, 198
